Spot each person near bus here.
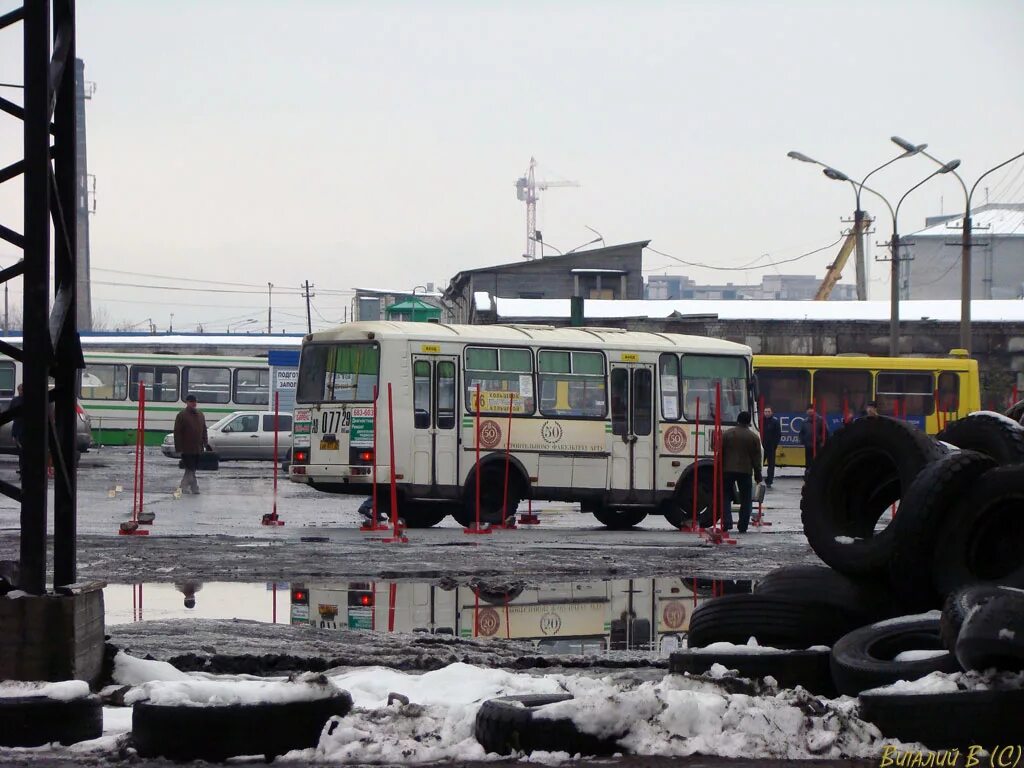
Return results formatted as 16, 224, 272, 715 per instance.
760, 405, 781, 488
862, 400, 880, 418
6, 384, 24, 475
174, 394, 210, 494
798, 403, 828, 474
721, 411, 763, 533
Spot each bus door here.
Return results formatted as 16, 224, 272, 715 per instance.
609, 363, 655, 496
411, 355, 459, 489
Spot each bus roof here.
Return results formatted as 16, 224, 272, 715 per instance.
305, 321, 751, 355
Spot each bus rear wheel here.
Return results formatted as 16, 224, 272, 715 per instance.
592, 508, 648, 529
455, 467, 520, 527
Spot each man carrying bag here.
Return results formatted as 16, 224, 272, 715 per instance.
174, 394, 212, 494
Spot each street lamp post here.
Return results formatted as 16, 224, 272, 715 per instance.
788, 144, 926, 300
823, 161, 961, 355
892, 137, 1024, 355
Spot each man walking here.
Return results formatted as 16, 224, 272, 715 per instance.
798, 403, 828, 474
174, 394, 209, 494
721, 411, 763, 533
760, 405, 781, 488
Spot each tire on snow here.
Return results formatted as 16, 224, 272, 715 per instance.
888, 451, 998, 612
686, 594, 864, 650
859, 688, 1024, 750
800, 416, 946, 579
955, 591, 1024, 672
668, 648, 834, 696
940, 584, 1024, 651
936, 411, 1024, 464
753, 564, 891, 622
131, 691, 354, 762
474, 694, 619, 757
932, 464, 1024, 597
0, 695, 102, 747
829, 616, 960, 696
592, 508, 648, 529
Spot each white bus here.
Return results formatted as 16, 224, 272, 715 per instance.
289, 321, 753, 529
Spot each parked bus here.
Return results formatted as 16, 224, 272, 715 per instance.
78, 352, 272, 445
753, 351, 980, 467
289, 321, 754, 529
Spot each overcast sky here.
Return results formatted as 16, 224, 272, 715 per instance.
1, 1, 1022, 332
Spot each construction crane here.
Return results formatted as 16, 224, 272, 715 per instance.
814, 216, 872, 300
515, 157, 579, 259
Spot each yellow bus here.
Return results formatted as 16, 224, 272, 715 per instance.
753, 351, 980, 468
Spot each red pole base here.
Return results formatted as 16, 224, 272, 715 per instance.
700, 526, 737, 546
463, 525, 493, 535
360, 522, 390, 532
517, 513, 540, 525
261, 513, 286, 527
381, 535, 410, 544
118, 520, 150, 536
676, 524, 702, 534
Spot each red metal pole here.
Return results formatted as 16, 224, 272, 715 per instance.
372, 384, 379, 526
272, 583, 277, 624
139, 384, 146, 517
714, 383, 722, 532
475, 384, 481, 529
388, 582, 397, 632
273, 390, 279, 518
501, 395, 513, 527
387, 383, 401, 539
692, 397, 700, 531
132, 383, 141, 520
812, 397, 818, 459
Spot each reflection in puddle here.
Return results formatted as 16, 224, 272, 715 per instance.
106, 577, 753, 655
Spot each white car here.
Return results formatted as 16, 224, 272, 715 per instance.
161, 411, 292, 461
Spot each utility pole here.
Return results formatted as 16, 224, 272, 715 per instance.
302, 280, 314, 333
267, 282, 273, 334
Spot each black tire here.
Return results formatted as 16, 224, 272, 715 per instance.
686, 594, 864, 650
0, 695, 102, 747
937, 411, 1024, 464
800, 416, 946, 579
663, 466, 714, 529
955, 591, 1024, 672
829, 617, 960, 696
131, 691, 354, 762
888, 451, 998, 612
1005, 399, 1024, 424
669, 648, 835, 696
859, 688, 1024, 750
592, 508, 648, 529
940, 584, 1024, 651
753, 564, 891, 621
932, 464, 1024, 597
455, 467, 521, 527
474, 694, 618, 757
400, 502, 450, 528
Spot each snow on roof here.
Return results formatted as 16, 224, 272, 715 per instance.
910, 205, 1024, 238
479, 296, 1024, 323
570, 268, 627, 274
473, 291, 492, 311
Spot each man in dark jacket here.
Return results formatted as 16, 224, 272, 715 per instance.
798, 403, 828, 474
760, 405, 781, 488
174, 394, 209, 494
721, 411, 763, 533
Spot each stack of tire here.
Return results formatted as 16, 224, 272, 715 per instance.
669, 411, 1024, 748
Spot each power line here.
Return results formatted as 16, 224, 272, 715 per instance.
91, 279, 306, 296
644, 235, 845, 272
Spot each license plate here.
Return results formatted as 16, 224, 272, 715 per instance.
319, 438, 339, 450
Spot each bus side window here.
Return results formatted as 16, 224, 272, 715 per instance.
633, 368, 653, 436
937, 371, 959, 413
876, 372, 934, 416
413, 360, 431, 429
611, 368, 629, 436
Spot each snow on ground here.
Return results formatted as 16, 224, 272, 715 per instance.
892, 649, 950, 662
313, 663, 895, 763
862, 669, 1024, 696
686, 639, 828, 654
871, 610, 941, 628
0, 680, 90, 700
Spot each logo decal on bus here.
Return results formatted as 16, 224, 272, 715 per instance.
541, 421, 563, 444
476, 607, 500, 636
662, 600, 687, 630
540, 612, 562, 635
663, 425, 688, 453
478, 420, 502, 449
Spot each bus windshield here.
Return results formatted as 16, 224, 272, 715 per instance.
297, 343, 379, 404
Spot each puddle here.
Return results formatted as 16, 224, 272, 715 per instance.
106, 576, 753, 655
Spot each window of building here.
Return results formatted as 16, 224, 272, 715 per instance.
184, 367, 231, 404
876, 371, 934, 416
681, 355, 748, 423
234, 368, 271, 405
130, 365, 180, 402
659, 353, 680, 421
464, 346, 534, 415
538, 349, 606, 418
813, 369, 872, 418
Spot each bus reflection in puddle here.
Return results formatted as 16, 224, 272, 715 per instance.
291, 576, 753, 656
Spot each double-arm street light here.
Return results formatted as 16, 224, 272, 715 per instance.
787, 143, 926, 300
892, 136, 1024, 355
